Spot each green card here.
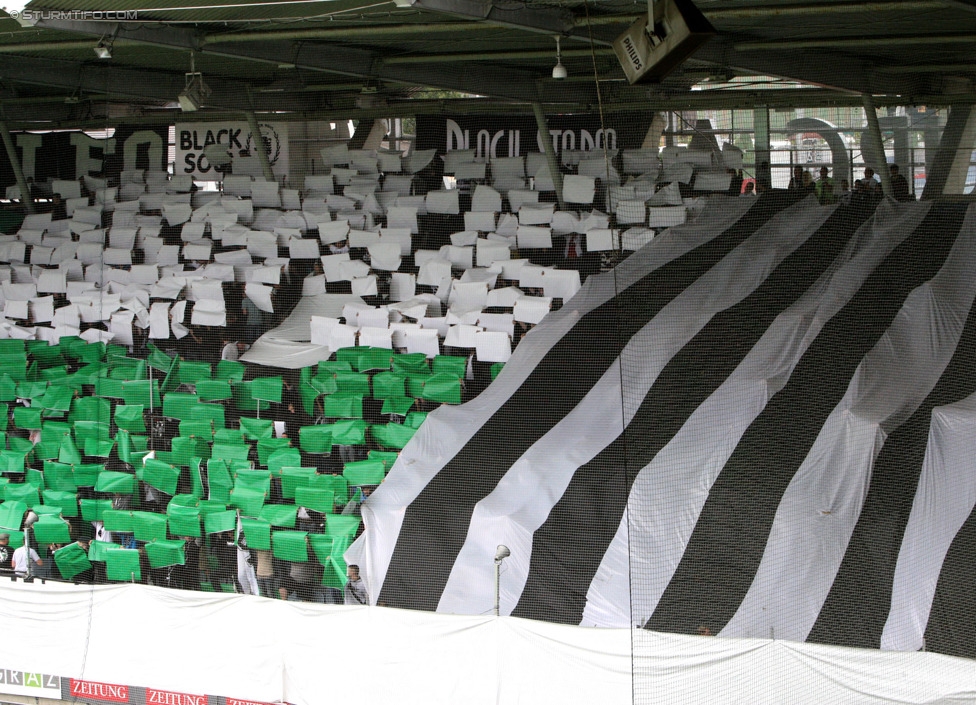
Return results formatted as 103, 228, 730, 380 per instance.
144, 539, 187, 569
271, 530, 308, 562
239, 517, 271, 551
131, 511, 168, 542
204, 509, 237, 534
54, 542, 92, 579
114, 405, 146, 433
259, 503, 297, 528
104, 547, 141, 581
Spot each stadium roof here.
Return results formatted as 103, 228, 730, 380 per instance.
1, 0, 975, 126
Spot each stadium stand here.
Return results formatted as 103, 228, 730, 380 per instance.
5, 0, 976, 701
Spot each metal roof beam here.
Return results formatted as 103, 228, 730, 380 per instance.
202, 22, 499, 44
0, 54, 331, 111
708, 0, 953, 18
735, 33, 976, 51
573, 0, 952, 27
383, 47, 616, 64
398, 0, 614, 44
690, 36, 921, 95
28, 17, 558, 103
399, 0, 570, 34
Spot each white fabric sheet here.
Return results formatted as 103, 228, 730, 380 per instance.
0, 581, 614, 705
882, 392, 976, 650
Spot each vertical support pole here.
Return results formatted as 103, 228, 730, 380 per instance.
924, 104, 976, 199
245, 111, 275, 182
147, 365, 154, 451
642, 112, 666, 150
494, 560, 501, 617
0, 120, 35, 214
23, 524, 31, 580
862, 94, 891, 195
753, 105, 770, 190
532, 102, 565, 210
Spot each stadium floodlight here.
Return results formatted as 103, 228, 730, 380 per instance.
178, 53, 211, 112
178, 72, 211, 112
494, 544, 510, 617
613, 0, 715, 84
93, 40, 112, 60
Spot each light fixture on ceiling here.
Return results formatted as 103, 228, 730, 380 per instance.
552, 36, 567, 79
93, 40, 112, 60
178, 54, 211, 112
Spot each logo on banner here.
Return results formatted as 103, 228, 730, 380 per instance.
69, 678, 130, 702
0, 668, 61, 699
245, 124, 282, 169
147, 687, 208, 705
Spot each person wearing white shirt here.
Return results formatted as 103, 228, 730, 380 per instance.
12, 545, 42, 577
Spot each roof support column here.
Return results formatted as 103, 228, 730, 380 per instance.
245, 111, 275, 182
0, 120, 35, 215
643, 112, 667, 149
532, 103, 565, 210
862, 94, 891, 195
753, 105, 771, 191
923, 104, 976, 199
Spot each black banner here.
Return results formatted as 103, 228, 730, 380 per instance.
0, 125, 169, 190
415, 112, 653, 162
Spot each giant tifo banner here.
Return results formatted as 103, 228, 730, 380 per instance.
176, 121, 289, 180
352, 195, 976, 658
0, 125, 169, 190
415, 112, 654, 162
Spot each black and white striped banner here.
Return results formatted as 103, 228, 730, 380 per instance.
349, 194, 976, 658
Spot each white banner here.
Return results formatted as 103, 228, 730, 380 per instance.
176, 122, 289, 181
0, 582, 974, 705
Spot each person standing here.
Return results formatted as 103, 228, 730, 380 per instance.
344, 564, 369, 605
815, 166, 836, 205
12, 542, 42, 578
0, 533, 11, 572
889, 164, 912, 201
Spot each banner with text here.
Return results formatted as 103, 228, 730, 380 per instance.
176, 122, 289, 181
0, 126, 169, 190
415, 113, 654, 163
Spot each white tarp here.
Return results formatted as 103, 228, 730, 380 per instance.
0, 581, 973, 705
239, 292, 365, 368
